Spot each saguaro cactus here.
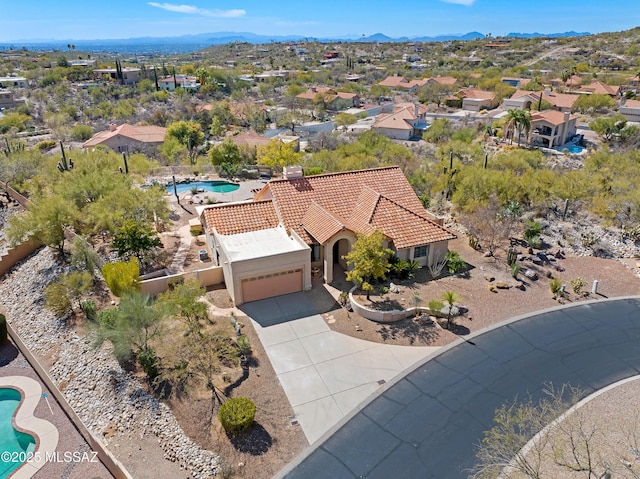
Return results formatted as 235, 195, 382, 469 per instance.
57, 141, 74, 172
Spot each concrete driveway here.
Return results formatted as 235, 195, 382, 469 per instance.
241, 293, 439, 444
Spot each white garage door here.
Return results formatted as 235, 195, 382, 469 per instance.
241, 268, 303, 303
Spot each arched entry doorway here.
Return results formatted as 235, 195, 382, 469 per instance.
324, 233, 356, 283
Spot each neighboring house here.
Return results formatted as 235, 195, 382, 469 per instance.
158, 75, 200, 92
296, 87, 360, 110
377, 75, 453, 93
576, 81, 620, 96
550, 75, 582, 89
93, 68, 142, 86
201, 166, 455, 305
0, 90, 25, 109
501, 78, 531, 89
0, 76, 28, 88
529, 111, 577, 148
619, 99, 640, 122
451, 88, 497, 111
371, 102, 429, 140
82, 124, 167, 153
229, 130, 272, 149
502, 89, 578, 113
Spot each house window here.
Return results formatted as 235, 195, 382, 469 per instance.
414, 245, 428, 258
311, 243, 321, 262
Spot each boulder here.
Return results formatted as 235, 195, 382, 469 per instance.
495, 282, 510, 289
484, 275, 495, 282
523, 269, 538, 280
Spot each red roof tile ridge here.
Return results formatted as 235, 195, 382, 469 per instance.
376, 193, 454, 235
268, 165, 402, 184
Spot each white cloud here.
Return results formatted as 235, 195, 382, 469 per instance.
440, 0, 476, 5
148, 3, 246, 18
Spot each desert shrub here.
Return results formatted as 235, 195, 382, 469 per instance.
35, 139, 57, 151
468, 235, 479, 250
523, 221, 542, 247
81, 300, 97, 322
380, 286, 390, 294
304, 167, 323, 176
428, 300, 444, 312
137, 347, 159, 379
445, 251, 466, 274
570, 277, 585, 294
511, 263, 520, 278
102, 258, 140, 297
0, 314, 7, 345
550, 278, 563, 296
218, 397, 256, 434
44, 282, 72, 316
70, 124, 93, 141
236, 335, 252, 356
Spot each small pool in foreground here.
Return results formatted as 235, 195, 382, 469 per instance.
167, 180, 240, 195
0, 388, 36, 479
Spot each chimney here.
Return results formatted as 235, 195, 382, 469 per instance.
283, 165, 304, 179
109, 124, 117, 132
564, 111, 570, 123
415, 103, 419, 118
543, 88, 551, 96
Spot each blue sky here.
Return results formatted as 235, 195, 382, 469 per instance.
0, 0, 638, 41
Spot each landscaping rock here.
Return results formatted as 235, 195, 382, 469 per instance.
483, 275, 495, 282
495, 282, 510, 289
555, 264, 566, 272
515, 282, 526, 291
0, 248, 220, 479
523, 269, 538, 280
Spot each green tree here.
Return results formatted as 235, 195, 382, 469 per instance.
102, 258, 140, 297
504, 109, 532, 146
423, 118, 454, 144
162, 329, 240, 410
70, 124, 93, 141
70, 236, 101, 276
157, 278, 208, 334
573, 93, 616, 113
344, 231, 393, 300
334, 112, 358, 128
112, 220, 161, 263
209, 139, 243, 166
6, 193, 76, 255
589, 115, 628, 141
95, 291, 166, 378
209, 116, 224, 139
441, 290, 460, 330
257, 140, 302, 170
166, 120, 204, 164
44, 271, 93, 316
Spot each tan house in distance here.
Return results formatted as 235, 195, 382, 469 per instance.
620, 99, 640, 122
371, 102, 429, 140
449, 88, 497, 111
83, 124, 167, 153
529, 111, 577, 148
201, 166, 455, 305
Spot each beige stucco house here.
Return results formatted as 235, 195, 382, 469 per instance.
371, 102, 429, 140
620, 99, 640, 122
529, 111, 577, 148
82, 124, 167, 153
201, 166, 455, 305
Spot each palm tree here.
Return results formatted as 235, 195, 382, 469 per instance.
441, 290, 461, 331
504, 109, 532, 147
195, 67, 210, 86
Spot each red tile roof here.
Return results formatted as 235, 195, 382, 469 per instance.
83, 124, 166, 147
255, 166, 455, 247
203, 200, 279, 235
532, 110, 576, 126
229, 130, 271, 148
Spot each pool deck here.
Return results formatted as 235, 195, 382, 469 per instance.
167, 178, 267, 205
0, 376, 58, 479
0, 340, 113, 479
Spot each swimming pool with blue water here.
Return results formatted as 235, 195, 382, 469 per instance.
167, 180, 240, 195
0, 388, 36, 479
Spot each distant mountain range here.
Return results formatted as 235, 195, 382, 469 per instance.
0, 30, 591, 54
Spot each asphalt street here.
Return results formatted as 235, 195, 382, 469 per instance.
276, 297, 640, 479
